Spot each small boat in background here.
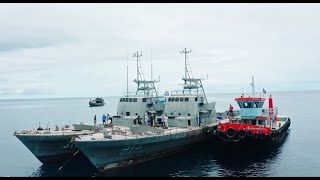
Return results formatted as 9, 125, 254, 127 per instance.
89, 97, 105, 107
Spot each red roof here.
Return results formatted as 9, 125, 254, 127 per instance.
235, 97, 266, 101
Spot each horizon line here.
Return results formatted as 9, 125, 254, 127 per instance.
0, 89, 319, 101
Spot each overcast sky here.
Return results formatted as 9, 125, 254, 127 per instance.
1, 3, 320, 99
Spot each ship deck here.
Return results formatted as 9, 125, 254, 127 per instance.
14, 129, 94, 136
75, 123, 218, 142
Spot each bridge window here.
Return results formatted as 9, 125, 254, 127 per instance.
129, 98, 133, 102
126, 112, 130, 116
195, 97, 198, 101
188, 120, 191, 126
133, 98, 137, 102
259, 102, 264, 108
175, 97, 179, 101
171, 98, 174, 102
180, 98, 184, 102
252, 120, 257, 125
142, 98, 146, 102
243, 102, 253, 108
168, 98, 172, 102
120, 98, 123, 102
185, 97, 189, 101
125, 98, 129, 102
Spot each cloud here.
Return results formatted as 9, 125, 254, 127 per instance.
1, 3, 320, 98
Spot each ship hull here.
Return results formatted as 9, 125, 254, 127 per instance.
15, 134, 79, 164
214, 119, 290, 145
74, 126, 214, 172
89, 102, 105, 107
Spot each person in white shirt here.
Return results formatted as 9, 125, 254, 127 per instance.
144, 112, 149, 125
164, 113, 169, 128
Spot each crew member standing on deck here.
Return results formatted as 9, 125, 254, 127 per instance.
102, 114, 107, 124
150, 114, 154, 127
229, 104, 233, 117
144, 112, 149, 125
163, 113, 168, 128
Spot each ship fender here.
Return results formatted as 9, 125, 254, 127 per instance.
237, 129, 246, 139
226, 128, 237, 139
276, 130, 280, 138
217, 130, 225, 140
258, 132, 266, 140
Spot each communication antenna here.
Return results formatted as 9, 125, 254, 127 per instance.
126, 49, 129, 97
151, 48, 153, 81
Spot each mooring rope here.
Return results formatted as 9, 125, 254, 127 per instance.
57, 149, 80, 171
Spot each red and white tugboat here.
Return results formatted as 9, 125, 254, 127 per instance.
214, 76, 291, 144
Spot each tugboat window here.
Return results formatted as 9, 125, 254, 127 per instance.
126, 112, 130, 116
252, 120, 257, 125
237, 102, 243, 108
129, 98, 133, 102
175, 97, 179, 101
195, 97, 198, 101
188, 120, 191, 126
142, 98, 146, 102
244, 102, 253, 108
120, 98, 123, 102
178, 113, 181, 116
133, 98, 137, 102
185, 97, 189, 101
125, 98, 129, 102
171, 98, 175, 102
168, 98, 172, 102
180, 98, 184, 101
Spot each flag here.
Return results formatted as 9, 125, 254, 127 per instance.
263, 88, 266, 94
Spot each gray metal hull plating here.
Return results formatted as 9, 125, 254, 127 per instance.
74, 126, 214, 172
15, 134, 77, 164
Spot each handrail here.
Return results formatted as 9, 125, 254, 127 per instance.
170, 90, 203, 96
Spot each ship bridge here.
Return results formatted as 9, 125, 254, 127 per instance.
235, 97, 266, 119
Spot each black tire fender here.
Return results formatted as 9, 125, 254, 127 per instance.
226, 128, 237, 139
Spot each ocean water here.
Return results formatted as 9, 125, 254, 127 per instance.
1, 91, 319, 177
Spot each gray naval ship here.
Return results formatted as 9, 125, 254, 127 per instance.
13, 123, 102, 164
73, 49, 218, 172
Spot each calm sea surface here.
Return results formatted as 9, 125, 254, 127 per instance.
1, 91, 319, 177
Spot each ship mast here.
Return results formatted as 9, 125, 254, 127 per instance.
133, 50, 159, 97
151, 48, 153, 81
250, 75, 256, 96
126, 49, 129, 97
180, 48, 208, 103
